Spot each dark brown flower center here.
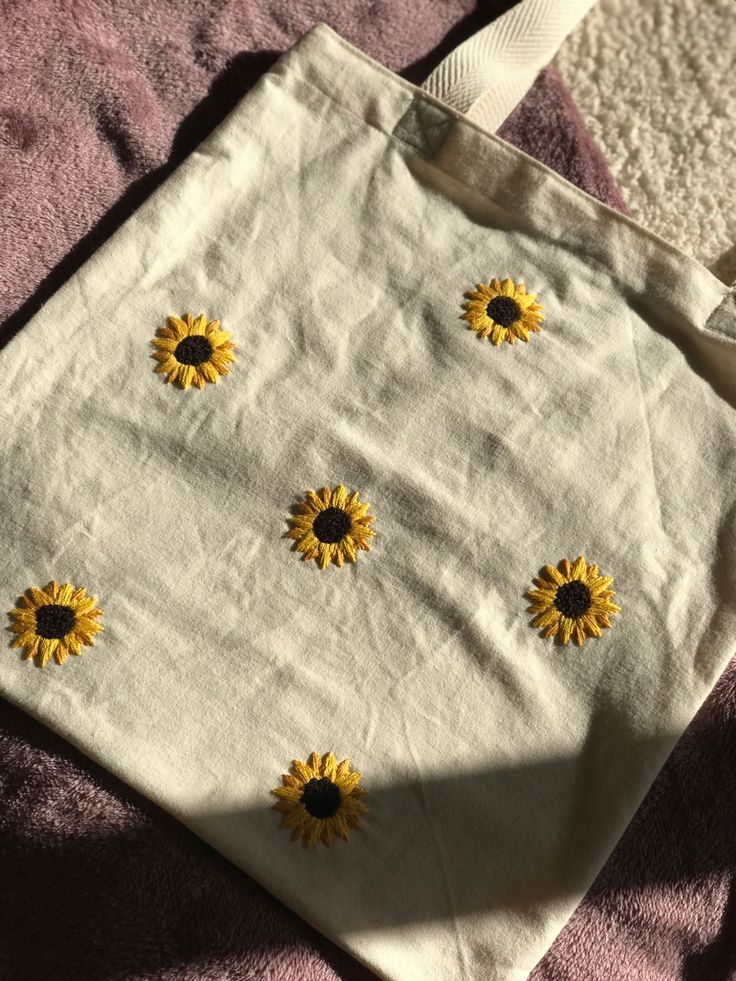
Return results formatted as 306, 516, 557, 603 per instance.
486, 295, 521, 328
35, 604, 76, 639
554, 580, 592, 619
175, 335, 212, 366
312, 507, 352, 544
300, 777, 341, 819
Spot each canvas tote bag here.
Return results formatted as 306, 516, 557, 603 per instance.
2, 2, 735, 978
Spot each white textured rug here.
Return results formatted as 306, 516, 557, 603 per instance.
556, 0, 736, 283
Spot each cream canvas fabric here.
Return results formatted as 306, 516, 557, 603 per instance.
1, 20, 735, 981
423, 0, 596, 129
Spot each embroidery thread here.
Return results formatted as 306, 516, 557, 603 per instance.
272, 751, 367, 848
528, 556, 620, 646
8, 581, 104, 667
286, 485, 375, 570
151, 313, 236, 389
462, 277, 543, 345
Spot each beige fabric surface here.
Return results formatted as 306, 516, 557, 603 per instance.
422, 0, 596, 130
1, 23, 735, 981
555, 0, 736, 282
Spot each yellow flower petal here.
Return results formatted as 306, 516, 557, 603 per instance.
273, 785, 302, 803
200, 362, 219, 384
331, 485, 348, 509
559, 618, 574, 646
178, 365, 195, 389
582, 614, 602, 638
336, 771, 362, 795
304, 490, 324, 511
316, 545, 332, 570
167, 316, 187, 335
322, 753, 338, 780
56, 583, 74, 605
341, 538, 357, 564
571, 556, 587, 579
38, 638, 57, 668
532, 609, 561, 630
152, 338, 177, 352
292, 759, 313, 783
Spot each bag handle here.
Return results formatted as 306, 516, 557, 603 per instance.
421, 0, 597, 131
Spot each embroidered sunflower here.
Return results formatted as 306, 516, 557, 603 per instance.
151, 313, 236, 389
8, 581, 104, 667
528, 556, 620, 647
462, 277, 544, 345
272, 751, 367, 848
286, 485, 375, 570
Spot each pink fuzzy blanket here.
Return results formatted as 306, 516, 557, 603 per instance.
4, 4, 732, 981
